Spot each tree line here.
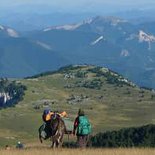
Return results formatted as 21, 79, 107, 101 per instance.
91, 124, 155, 147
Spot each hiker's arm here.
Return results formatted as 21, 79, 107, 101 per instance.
73, 117, 78, 135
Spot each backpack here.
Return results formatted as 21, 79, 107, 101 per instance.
38, 123, 51, 140
77, 116, 91, 135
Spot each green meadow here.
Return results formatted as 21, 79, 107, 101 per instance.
0, 65, 155, 147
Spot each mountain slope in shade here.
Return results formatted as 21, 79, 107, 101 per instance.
0, 27, 70, 77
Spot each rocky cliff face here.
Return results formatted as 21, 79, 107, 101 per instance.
0, 92, 11, 107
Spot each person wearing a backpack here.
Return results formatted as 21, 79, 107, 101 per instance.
73, 109, 91, 147
41, 109, 67, 140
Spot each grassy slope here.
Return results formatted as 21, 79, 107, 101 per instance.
1, 148, 155, 155
0, 65, 155, 147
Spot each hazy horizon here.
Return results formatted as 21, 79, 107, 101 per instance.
1, 0, 155, 31
1, 0, 155, 14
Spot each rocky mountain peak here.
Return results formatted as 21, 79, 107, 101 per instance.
139, 30, 155, 42
0, 24, 19, 38
139, 30, 155, 50
91, 16, 128, 26
0, 92, 11, 107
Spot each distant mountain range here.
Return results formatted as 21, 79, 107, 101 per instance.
0, 25, 69, 77
1, 8, 155, 31
1, 16, 155, 88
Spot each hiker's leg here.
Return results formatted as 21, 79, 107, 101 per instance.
80, 135, 85, 148
77, 136, 83, 147
78, 135, 86, 148
83, 135, 88, 147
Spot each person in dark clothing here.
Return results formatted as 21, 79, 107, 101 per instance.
16, 141, 24, 149
73, 109, 91, 148
41, 109, 67, 140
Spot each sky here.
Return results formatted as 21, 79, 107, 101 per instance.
1, 0, 155, 13
0, 0, 155, 6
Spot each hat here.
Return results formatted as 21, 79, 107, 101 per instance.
78, 109, 85, 116
43, 109, 50, 115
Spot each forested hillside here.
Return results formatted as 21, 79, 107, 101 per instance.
91, 124, 155, 147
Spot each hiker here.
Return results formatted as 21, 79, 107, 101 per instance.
73, 109, 91, 148
5, 145, 11, 150
16, 141, 24, 149
41, 109, 67, 138
42, 109, 67, 123
39, 109, 67, 147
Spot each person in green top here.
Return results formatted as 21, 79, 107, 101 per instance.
73, 109, 91, 147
